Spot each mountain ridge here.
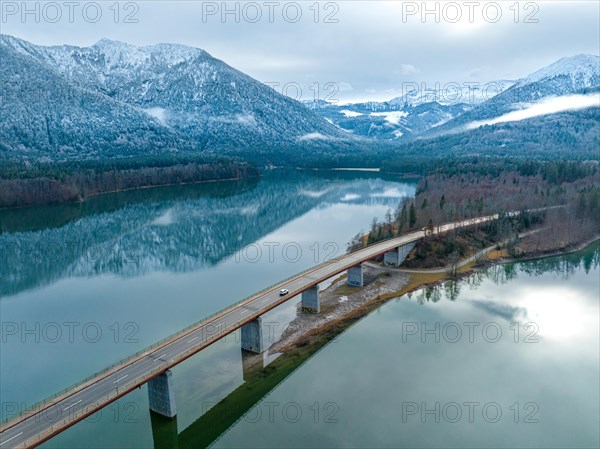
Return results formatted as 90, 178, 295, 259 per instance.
1, 34, 598, 164
0, 34, 350, 162
420, 54, 600, 138
304, 54, 599, 142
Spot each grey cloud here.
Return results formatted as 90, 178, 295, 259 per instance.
2, 1, 598, 102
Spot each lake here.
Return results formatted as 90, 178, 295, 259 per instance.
0, 170, 414, 428
1, 170, 597, 448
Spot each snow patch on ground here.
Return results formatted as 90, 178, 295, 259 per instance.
300, 188, 330, 198
214, 114, 257, 126
297, 132, 332, 141
144, 107, 168, 124
340, 110, 363, 117
340, 193, 361, 201
369, 111, 409, 125
240, 205, 259, 215
235, 114, 257, 126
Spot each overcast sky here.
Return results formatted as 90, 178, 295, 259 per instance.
2, 1, 599, 102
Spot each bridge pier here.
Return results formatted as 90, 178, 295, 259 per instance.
241, 316, 265, 353
148, 369, 177, 418
347, 264, 364, 287
302, 285, 320, 313
384, 242, 416, 267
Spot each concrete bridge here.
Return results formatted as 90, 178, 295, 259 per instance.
0, 214, 503, 448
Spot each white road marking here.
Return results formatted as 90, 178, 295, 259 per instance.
1, 432, 24, 446
113, 375, 128, 384
187, 337, 198, 343
62, 400, 82, 411
156, 354, 167, 361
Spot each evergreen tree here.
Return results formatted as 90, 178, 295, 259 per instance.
397, 203, 408, 233
409, 203, 417, 229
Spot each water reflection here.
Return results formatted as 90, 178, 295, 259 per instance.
469, 301, 527, 322
0, 171, 411, 298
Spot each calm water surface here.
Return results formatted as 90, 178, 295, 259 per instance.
0, 171, 414, 435
1, 171, 597, 448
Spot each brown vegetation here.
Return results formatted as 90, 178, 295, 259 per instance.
0, 162, 259, 209
350, 169, 600, 264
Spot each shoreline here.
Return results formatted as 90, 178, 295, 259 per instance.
0, 174, 259, 212
501, 234, 600, 264
258, 234, 600, 374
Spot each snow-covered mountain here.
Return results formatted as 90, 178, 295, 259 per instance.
304, 100, 469, 140
424, 54, 600, 137
515, 54, 599, 89
304, 80, 515, 141
306, 55, 599, 142
0, 35, 347, 162
2, 34, 598, 160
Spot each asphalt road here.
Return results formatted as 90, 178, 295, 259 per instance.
0, 214, 501, 448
